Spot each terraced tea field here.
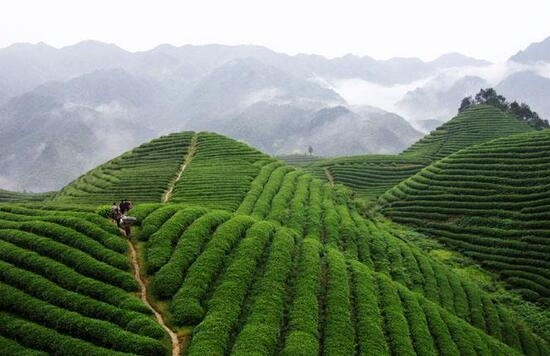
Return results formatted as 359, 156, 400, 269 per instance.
381, 129, 550, 305
131, 167, 547, 355
53, 132, 273, 210
0, 189, 53, 203
276, 154, 323, 167
402, 104, 534, 160
168, 132, 271, 210
304, 155, 430, 199
53, 132, 196, 204
1, 129, 549, 355
0, 205, 168, 355
305, 105, 535, 199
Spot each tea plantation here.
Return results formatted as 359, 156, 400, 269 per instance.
402, 104, 534, 160
305, 104, 534, 199
381, 129, 550, 305
304, 155, 430, 199
0, 189, 53, 203
1, 125, 549, 355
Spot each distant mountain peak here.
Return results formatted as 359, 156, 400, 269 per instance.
431, 52, 491, 67
510, 35, 550, 63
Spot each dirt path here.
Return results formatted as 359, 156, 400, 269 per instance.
127, 239, 180, 356
162, 134, 198, 203
324, 167, 335, 188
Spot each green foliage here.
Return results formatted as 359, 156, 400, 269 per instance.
382, 129, 550, 303
459, 88, 549, 130
169, 132, 270, 210
95, 204, 113, 218
231, 228, 296, 355
53, 131, 195, 204
185, 221, 275, 355
0, 312, 132, 356
0, 189, 53, 203
0, 239, 146, 313
0, 259, 163, 338
169, 215, 256, 325
403, 104, 533, 159
323, 248, 355, 355
151, 210, 231, 298
376, 273, 417, 355
0, 282, 165, 355
236, 161, 283, 215
145, 206, 208, 273
282, 238, 322, 356
250, 166, 293, 220
0, 229, 137, 291
1, 130, 548, 355
306, 155, 429, 199
349, 261, 389, 355
137, 205, 180, 241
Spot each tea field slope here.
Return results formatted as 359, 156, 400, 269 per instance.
276, 153, 323, 167
0, 189, 54, 203
304, 155, 430, 199
132, 151, 548, 355
168, 132, 273, 210
2, 130, 549, 355
52, 131, 273, 209
52, 131, 196, 205
304, 104, 534, 199
402, 104, 534, 160
0, 205, 169, 355
381, 129, 550, 304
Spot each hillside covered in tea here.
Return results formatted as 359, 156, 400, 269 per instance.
1, 129, 549, 355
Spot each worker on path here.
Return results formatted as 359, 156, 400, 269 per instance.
111, 202, 122, 228
120, 199, 133, 214
121, 215, 137, 237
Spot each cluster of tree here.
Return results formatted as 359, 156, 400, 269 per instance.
459, 88, 549, 130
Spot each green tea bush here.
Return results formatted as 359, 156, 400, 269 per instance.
186, 221, 275, 355
151, 210, 231, 298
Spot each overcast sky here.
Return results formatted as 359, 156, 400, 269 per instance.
1, 0, 549, 62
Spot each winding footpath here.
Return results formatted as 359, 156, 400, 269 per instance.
162, 134, 198, 203
127, 239, 180, 356
324, 167, 335, 188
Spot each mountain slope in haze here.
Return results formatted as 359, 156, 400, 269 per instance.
510, 35, 550, 63
398, 75, 490, 123
0, 41, 492, 104
496, 70, 550, 120
0, 54, 426, 192
165, 57, 344, 129
293, 105, 422, 156
0, 41, 133, 104
0, 69, 156, 192
6, 40, 545, 193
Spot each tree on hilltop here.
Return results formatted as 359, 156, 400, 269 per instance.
474, 88, 508, 111
458, 97, 473, 113
458, 88, 549, 130
509, 101, 549, 130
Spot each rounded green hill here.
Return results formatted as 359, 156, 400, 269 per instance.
403, 104, 534, 159
303, 104, 535, 199
381, 129, 550, 304
1, 129, 549, 355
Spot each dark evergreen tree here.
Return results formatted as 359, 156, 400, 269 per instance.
459, 89, 549, 130
458, 96, 473, 113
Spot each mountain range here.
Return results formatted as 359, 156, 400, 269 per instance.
1, 36, 550, 191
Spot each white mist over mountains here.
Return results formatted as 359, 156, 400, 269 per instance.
1, 36, 550, 192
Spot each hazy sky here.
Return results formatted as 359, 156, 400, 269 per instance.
1, 0, 550, 62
